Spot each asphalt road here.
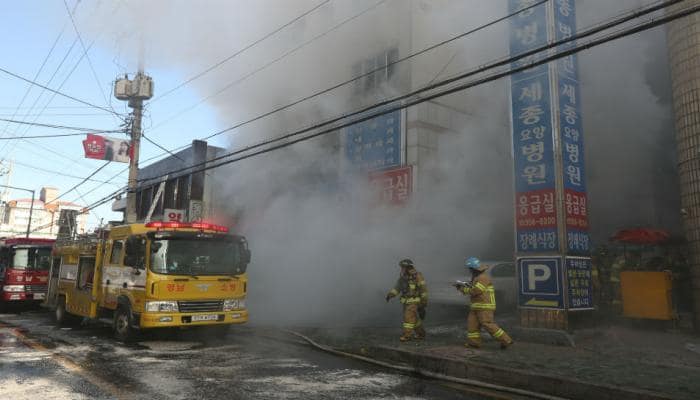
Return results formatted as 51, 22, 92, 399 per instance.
0, 307, 508, 400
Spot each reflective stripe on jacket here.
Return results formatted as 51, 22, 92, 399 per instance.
462, 274, 496, 310
389, 270, 428, 305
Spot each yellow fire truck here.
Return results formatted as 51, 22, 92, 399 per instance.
47, 221, 251, 341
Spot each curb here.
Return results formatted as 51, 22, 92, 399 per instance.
358, 345, 674, 400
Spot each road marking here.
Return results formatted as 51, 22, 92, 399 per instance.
1, 324, 126, 400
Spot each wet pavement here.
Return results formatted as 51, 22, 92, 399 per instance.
0, 309, 508, 400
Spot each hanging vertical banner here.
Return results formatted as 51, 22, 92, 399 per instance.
510, 0, 592, 311
344, 108, 402, 171
509, 0, 558, 253
553, 1, 590, 255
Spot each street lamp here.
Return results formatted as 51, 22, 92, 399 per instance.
0, 184, 35, 238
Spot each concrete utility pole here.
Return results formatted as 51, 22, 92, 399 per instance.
668, 0, 700, 331
126, 97, 143, 224
114, 72, 153, 224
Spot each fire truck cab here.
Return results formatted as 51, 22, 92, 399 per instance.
48, 222, 250, 341
0, 238, 55, 306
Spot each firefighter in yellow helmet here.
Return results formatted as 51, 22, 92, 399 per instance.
386, 258, 428, 342
456, 257, 513, 349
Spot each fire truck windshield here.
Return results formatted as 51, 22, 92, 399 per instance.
11, 247, 52, 270
150, 238, 247, 276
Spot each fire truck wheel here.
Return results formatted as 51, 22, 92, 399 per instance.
55, 296, 77, 326
114, 305, 136, 342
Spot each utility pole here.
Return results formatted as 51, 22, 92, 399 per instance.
114, 72, 153, 223
0, 184, 35, 238
126, 97, 143, 224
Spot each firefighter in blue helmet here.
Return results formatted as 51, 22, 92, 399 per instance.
386, 258, 428, 341
455, 257, 513, 349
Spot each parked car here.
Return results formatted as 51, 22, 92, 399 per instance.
431, 261, 517, 312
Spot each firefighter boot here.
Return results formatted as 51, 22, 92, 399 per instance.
414, 325, 426, 340
399, 329, 413, 342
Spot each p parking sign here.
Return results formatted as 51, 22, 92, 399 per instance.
517, 257, 565, 309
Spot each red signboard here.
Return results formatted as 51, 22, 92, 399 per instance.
83, 134, 132, 163
564, 189, 589, 230
516, 189, 557, 229
369, 165, 412, 205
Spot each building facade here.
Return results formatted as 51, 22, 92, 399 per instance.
0, 187, 88, 239
113, 140, 224, 223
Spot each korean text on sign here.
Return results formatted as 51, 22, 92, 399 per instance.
345, 109, 401, 171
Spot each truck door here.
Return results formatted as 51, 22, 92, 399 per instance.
45, 256, 62, 308
102, 240, 124, 310
68, 256, 97, 317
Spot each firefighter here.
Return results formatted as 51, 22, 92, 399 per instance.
385, 258, 428, 342
457, 257, 513, 349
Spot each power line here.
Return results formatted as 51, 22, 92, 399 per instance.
0, 22, 68, 141
0, 117, 122, 132
46, 161, 112, 205
0, 66, 121, 116
143, 0, 549, 159
200, 0, 550, 141
147, 0, 387, 133
0, 132, 86, 140
11, 159, 121, 185
152, 0, 331, 103
62, 0, 120, 122
135, 0, 694, 186
75, 0, 684, 215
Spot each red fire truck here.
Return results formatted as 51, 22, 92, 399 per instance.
0, 238, 55, 305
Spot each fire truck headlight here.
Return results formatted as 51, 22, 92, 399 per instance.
145, 301, 178, 312
223, 299, 245, 311
3, 285, 25, 292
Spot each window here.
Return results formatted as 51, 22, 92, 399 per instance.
77, 256, 95, 290
137, 186, 153, 220
110, 241, 124, 265
51, 257, 61, 278
176, 176, 190, 210
164, 179, 177, 209
353, 47, 399, 94
124, 236, 146, 269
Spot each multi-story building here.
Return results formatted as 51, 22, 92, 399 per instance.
0, 187, 88, 239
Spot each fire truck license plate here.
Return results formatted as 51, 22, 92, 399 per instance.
192, 314, 218, 322
33, 293, 45, 300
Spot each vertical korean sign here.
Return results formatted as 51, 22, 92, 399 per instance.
553, 0, 590, 255
509, 0, 558, 253
510, 0, 592, 310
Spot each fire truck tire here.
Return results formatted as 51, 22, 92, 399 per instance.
114, 305, 136, 342
55, 296, 78, 326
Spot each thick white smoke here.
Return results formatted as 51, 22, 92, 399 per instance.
81, 0, 679, 324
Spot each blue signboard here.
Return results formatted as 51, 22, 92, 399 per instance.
565, 257, 594, 310
509, 0, 559, 253
345, 109, 401, 171
553, 1, 590, 255
517, 257, 565, 309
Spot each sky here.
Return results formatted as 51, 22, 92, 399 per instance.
0, 0, 226, 227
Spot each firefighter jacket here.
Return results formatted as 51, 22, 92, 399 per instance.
462, 273, 496, 310
388, 270, 428, 305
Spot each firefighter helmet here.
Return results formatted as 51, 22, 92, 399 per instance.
399, 258, 415, 268
465, 257, 481, 270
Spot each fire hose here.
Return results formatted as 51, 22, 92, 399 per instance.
284, 329, 567, 400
